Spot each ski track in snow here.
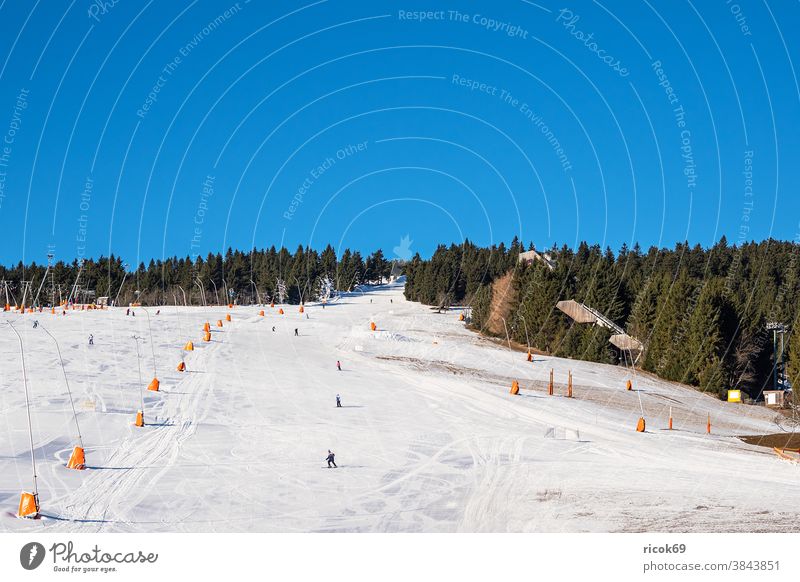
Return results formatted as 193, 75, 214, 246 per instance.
2, 282, 800, 532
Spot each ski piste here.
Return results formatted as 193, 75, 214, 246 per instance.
2, 281, 799, 532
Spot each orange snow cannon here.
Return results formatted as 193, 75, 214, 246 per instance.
226, 314, 231, 322
370, 321, 377, 331
203, 331, 211, 342
278, 308, 284, 315
3, 304, 9, 311
299, 305, 304, 313
527, 351, 532, 362
135, 410, 144, 427
228, 303, 233, 309
147, 378, 160, 392
626, 379, 632, 391
17, 492, 39, 518
203, 322, 210, 332
270, 302, 275, 308
184, 341, 194, 351
66, 446, 86, 470
459, 313, 465, 321
216, 320, 223, 327
636, 417, 646, 432
177, 361, 186, 372
259, 310, 265, 316
510, 380, 520, 395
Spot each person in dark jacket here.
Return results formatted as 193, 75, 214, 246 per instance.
336, 394, 341, 407
326, 450, 337, 468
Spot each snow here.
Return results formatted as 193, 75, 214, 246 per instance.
2, 282, 799, 532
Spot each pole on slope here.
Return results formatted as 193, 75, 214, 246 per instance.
209, 279, 220, 306
519, 313, 532, 361
39, 323, 85, 469
176, 285, 187, 306
8, 321, 40, 517
140, 307, 159, 391
67, 259, 85, 305
193, 279, 206, 307
32, 253, 53, 307
114, 263, 129, 307
622, 347, 646, 432
133, 335, 146, 426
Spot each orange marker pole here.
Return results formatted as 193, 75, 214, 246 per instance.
668, 406, 673, 430
567, 371, 573, 398
548, 369, 554, 396
707, 413, 711, 434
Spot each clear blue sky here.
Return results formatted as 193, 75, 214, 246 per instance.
0, 0, 798, 266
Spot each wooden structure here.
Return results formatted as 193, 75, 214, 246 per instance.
763, 390, 789, 409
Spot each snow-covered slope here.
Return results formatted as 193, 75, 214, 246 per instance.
2, 282, 798, 532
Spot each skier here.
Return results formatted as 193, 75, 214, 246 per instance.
156, 309, 160, 315
32, 320, 39, 329
326, 450, 337, 468
272, 326, 276, 332
126, 308, 130, 316
305, 312, 309, 319
294, 328, 298, 336
88, 334, 94, 346
336, 394, 341, 407
336, 360, 341, 371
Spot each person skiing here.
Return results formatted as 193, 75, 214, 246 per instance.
272, 326, 276, 332
326, 450, 337, 468
88, 334, 94, 346
126, 308, 130, 316
294, 328, 298, 336
336, 394, 341, 407
305, 312, 309, 319
32, 320, 39, 329
336, 360, 341, 371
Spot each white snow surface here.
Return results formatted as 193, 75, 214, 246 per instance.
2, 282, 799, 532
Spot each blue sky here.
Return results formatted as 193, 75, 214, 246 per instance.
0, 0, 798, 266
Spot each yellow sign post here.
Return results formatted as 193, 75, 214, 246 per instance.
727, 389, 742, 403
